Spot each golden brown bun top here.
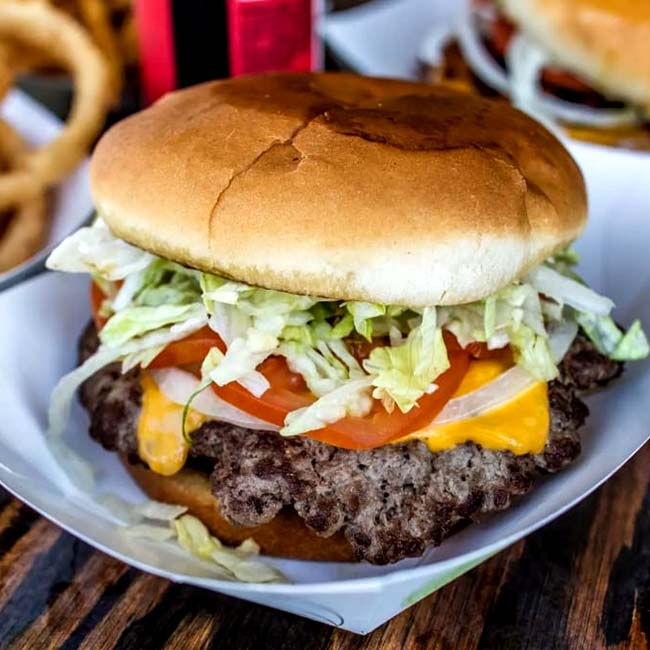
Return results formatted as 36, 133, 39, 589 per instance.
91, 73, 586, 306
503, 0, 650, 107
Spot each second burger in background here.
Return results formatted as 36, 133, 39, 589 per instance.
47, 73, 648, 565
447, 0, 650, 149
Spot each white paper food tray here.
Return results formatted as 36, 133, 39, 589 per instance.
0, 138, 648, 635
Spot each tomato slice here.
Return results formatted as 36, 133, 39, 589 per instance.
148, 327, 226, 368
210, 330, 471, 449
541, 68, 593, 94
90, 282, 109, 330
488, 15, 515, 59
464, 341, 510, 359
91, 280, 471, 450
211, 345, 470, 450
306, 349, 470, 449
210, 357, 312, 427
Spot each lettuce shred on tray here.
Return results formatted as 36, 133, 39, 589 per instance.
116, 500, 284, 583
46, 219, 649, 438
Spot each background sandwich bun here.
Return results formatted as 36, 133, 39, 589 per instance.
502, 0, 650, 108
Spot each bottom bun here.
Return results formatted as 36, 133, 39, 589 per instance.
122, 456, 355, 562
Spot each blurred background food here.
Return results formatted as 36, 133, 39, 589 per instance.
0, 1, 113, 273
12, 0, 137, 115
431, 0, 650, 149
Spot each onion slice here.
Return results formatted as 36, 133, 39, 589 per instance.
151, 321, 579, 435
149, 368, 279, 431
505, 34, 639, 128
418, 24, 456, 67
456, 9, 510, 94
549, 320, 579, 363
433, 365, 536, 425
432, 320, 578, 426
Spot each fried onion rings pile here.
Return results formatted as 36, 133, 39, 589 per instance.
0, 1, 112, 271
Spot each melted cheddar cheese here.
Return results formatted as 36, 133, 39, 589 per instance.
136, 360, 550, 476
403, 359, 549, 455
136, 374, 207, 476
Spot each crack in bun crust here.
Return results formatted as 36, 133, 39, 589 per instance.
91, 73, 586, 306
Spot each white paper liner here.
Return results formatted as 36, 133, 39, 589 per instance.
0, 101, 649, 635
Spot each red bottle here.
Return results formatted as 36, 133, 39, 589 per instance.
135, 0, 322, 105
228, 0, 322, 77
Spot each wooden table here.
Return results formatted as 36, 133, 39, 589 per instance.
0, 444, 647, 649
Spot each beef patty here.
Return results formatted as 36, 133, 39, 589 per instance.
78, 322, 622, 564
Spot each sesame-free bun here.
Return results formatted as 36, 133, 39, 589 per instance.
502, 0, 650, 107
123, 458, 355, 562
91, 73, 586, 306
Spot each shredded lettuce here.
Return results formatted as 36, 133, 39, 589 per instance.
100, 304, 206, 348
123, 511, 286, 582
281, 377, 374, 436
544, 251, 648, 362
137, 260, 202, 307
136, 501, 188, 521
577, 313, 649, 361
363, 307, 449, 412
172, 515, 284, 583
208, 330, 275, 395
345, 302, 386, 341
331, 312, 354, 338
612, 321, 649, 361
484, 295, 497, 339
552, 247, 580, 267
575, 312, 622, 356
48, 346, 124, 442
527, 265, 614, 316
122, 345, 167, 373
438, 283, 555, 379
549, 247, 581, 279
46, 346, 127, 493
280, 342, 344, 397
47, 221, 648, 448
202, 272, 316, 332
45, 219, 154, 280
47, 315, 209, 468
508, 323, 558, 380
124, 524, 177, 542
200, 274, 250, 305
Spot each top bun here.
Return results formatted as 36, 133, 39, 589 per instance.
503, 0, 650, 107
91, 73, 586, 306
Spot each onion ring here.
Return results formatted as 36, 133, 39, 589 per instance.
0, 49, 14, 102
76, 0, 123, 100
0, 120, 48, 272
0, 2, 112, 210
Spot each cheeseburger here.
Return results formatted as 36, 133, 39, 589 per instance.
443, 0, 650, 149
47, 73, 648, 564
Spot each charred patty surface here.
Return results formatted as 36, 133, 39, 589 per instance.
79, 322, 621, 564
78, 324, 141, 462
